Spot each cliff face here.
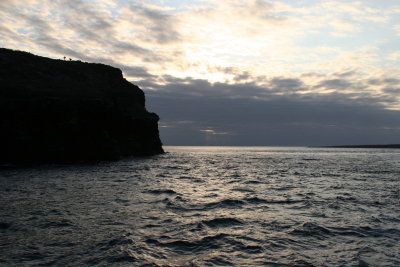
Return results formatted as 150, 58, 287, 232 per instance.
0, 48, 164, 163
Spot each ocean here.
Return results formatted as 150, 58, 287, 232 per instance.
0, 146, 399, 266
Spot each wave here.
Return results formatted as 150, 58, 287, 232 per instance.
204, 199, 245, 208
39, 219, 73, 228
146, 233, 229, 252
289, 222, 331, 237
201, 217, 243, 228
145, 189, 178, 195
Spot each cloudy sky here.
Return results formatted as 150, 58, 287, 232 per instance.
1, 0, 400, 146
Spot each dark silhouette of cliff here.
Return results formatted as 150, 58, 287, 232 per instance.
0, 48, 164, 164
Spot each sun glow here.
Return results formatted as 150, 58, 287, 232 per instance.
0, 0, 399, 110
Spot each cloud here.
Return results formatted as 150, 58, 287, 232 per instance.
146, 88, 400, 146
1, 0, 398, 79
269, 78, 304, 92
1, 0, 400, 145
316, 78, 353, 90
139, 69, 400, 145
330, 19, 360, 32
122, 4, 181, 45
382, 88, 400, 95
394, 24, 400, 36
388, 51, 400, 61
140, 69, 399, 104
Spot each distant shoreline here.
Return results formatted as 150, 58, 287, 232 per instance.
319, 144, 400, 149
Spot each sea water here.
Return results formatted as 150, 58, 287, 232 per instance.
0, 146, 399, 266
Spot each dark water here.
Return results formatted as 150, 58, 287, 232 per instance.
1, 146, 399, 266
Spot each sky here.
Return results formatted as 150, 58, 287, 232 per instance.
1, 0, 400, 146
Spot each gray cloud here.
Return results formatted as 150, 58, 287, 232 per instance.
8, 12, 91, 60
113, 42, 150, 56
382, 87, 400, 95
147, 94, 400, 146
53, 2, 154, 57
128, 4, 181, 44
0, 24, 25, 44
383, 78, 400, 85
138, 77, 272, 99
332, 71, 358, 78
233, 71, 251, 82
142, 75, 400, 146
0, 0, 171, 63
122, 66, 156, 79
269, 77, 304, 92
315, 78, 353, 90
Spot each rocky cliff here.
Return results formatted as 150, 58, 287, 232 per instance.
0, 48, 164, 163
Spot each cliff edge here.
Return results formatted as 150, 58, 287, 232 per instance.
0, 48, 164, 163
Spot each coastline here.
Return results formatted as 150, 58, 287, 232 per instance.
317, 144, 400, 149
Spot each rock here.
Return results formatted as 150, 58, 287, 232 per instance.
0, 48, 164, 163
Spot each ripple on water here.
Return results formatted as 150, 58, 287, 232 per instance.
144, 189, 178, 195
204, 198, 245, 209
201, 217, 243, 228
146, 233, 229, 253
1, 146, 399, 266
288, 222, 331, 238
